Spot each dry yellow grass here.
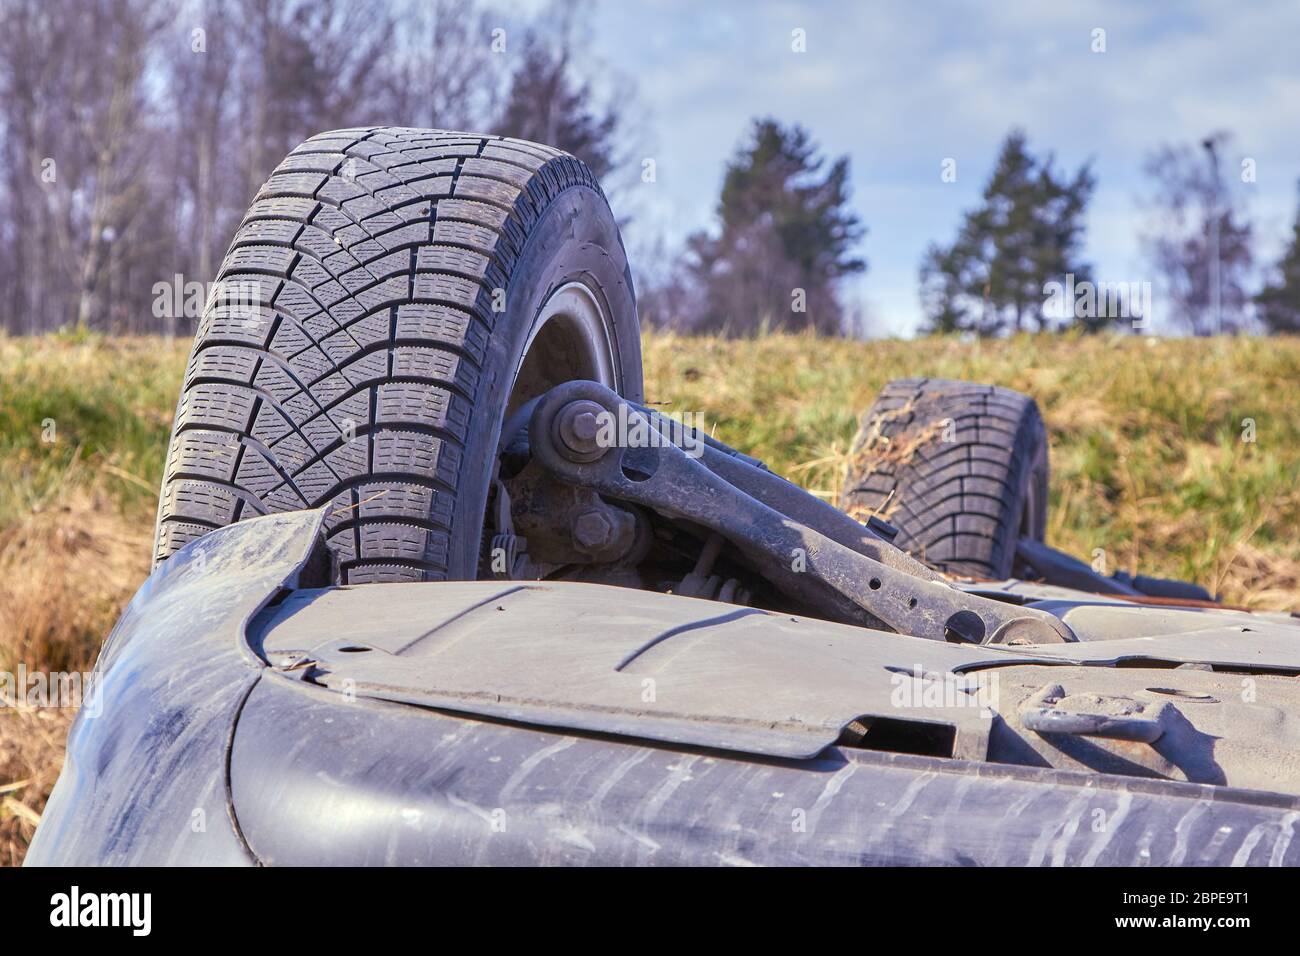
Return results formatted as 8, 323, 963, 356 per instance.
0, 706, 74, 867
0, 482, 154, 863
1, 329, 1298, 864
0, 334, 185, 865
0, 485, 153, 673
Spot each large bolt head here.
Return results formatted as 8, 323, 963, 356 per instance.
570, 410, 600, 442
554, 399, 609, 462
572, 509, 613, 551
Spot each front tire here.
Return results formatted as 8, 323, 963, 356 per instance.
154, 127, 642, 584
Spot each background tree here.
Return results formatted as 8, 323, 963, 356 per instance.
677, 118, 865, 336
493, 0, 620, 181
920, 130, 1096, 336
0, 0, 560, 334
229, 0, 399, 204
164, 0, 240, 312
0, 0, 171, 334
1254, 183, 1300, 334
1141, 132, 1253, 335
386, 0, 504, 132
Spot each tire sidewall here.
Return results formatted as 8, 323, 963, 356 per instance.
447, 185, 642, 577
999, 406, 1049, 576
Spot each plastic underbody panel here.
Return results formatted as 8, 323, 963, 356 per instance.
26, 508, 1300, 866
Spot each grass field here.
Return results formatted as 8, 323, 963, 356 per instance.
2, 329, 1299, 863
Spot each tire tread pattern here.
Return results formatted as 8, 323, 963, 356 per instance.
156, 127, 605, 584
840, 377, 1048, 579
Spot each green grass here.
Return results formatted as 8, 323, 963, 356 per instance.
0, 332, 185, 526
1, 328, 1299, 865
0, 328, 1297, 641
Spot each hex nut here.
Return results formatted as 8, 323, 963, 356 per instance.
572, 509, 613, 551
554, 399, 609, 462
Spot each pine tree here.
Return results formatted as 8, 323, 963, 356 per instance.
1256, 184, 1300, 334
920, 130, 1096, 336
683, 118, 865, 336
493, 29, 617, 181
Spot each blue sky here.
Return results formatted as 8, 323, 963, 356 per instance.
544, 0, 1300, 335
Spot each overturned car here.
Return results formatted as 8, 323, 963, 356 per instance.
28, 128, 1300, 867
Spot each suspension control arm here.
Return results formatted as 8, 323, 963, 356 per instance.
528, 381, 1075, 645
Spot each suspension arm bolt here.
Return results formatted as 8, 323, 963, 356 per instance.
553, 399, 609, 463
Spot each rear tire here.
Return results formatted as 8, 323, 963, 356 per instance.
154, 127, 642, 584
840, 378, 1048, 579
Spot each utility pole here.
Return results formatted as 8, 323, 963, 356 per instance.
1202, 137, 1222, 336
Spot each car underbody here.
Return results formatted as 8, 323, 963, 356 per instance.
28, 382, 1300, 866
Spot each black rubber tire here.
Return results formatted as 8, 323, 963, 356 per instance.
839, 378, 1048, 579
154, 127, 642, 584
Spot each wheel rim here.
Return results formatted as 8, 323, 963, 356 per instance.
508, 281, 618, 418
